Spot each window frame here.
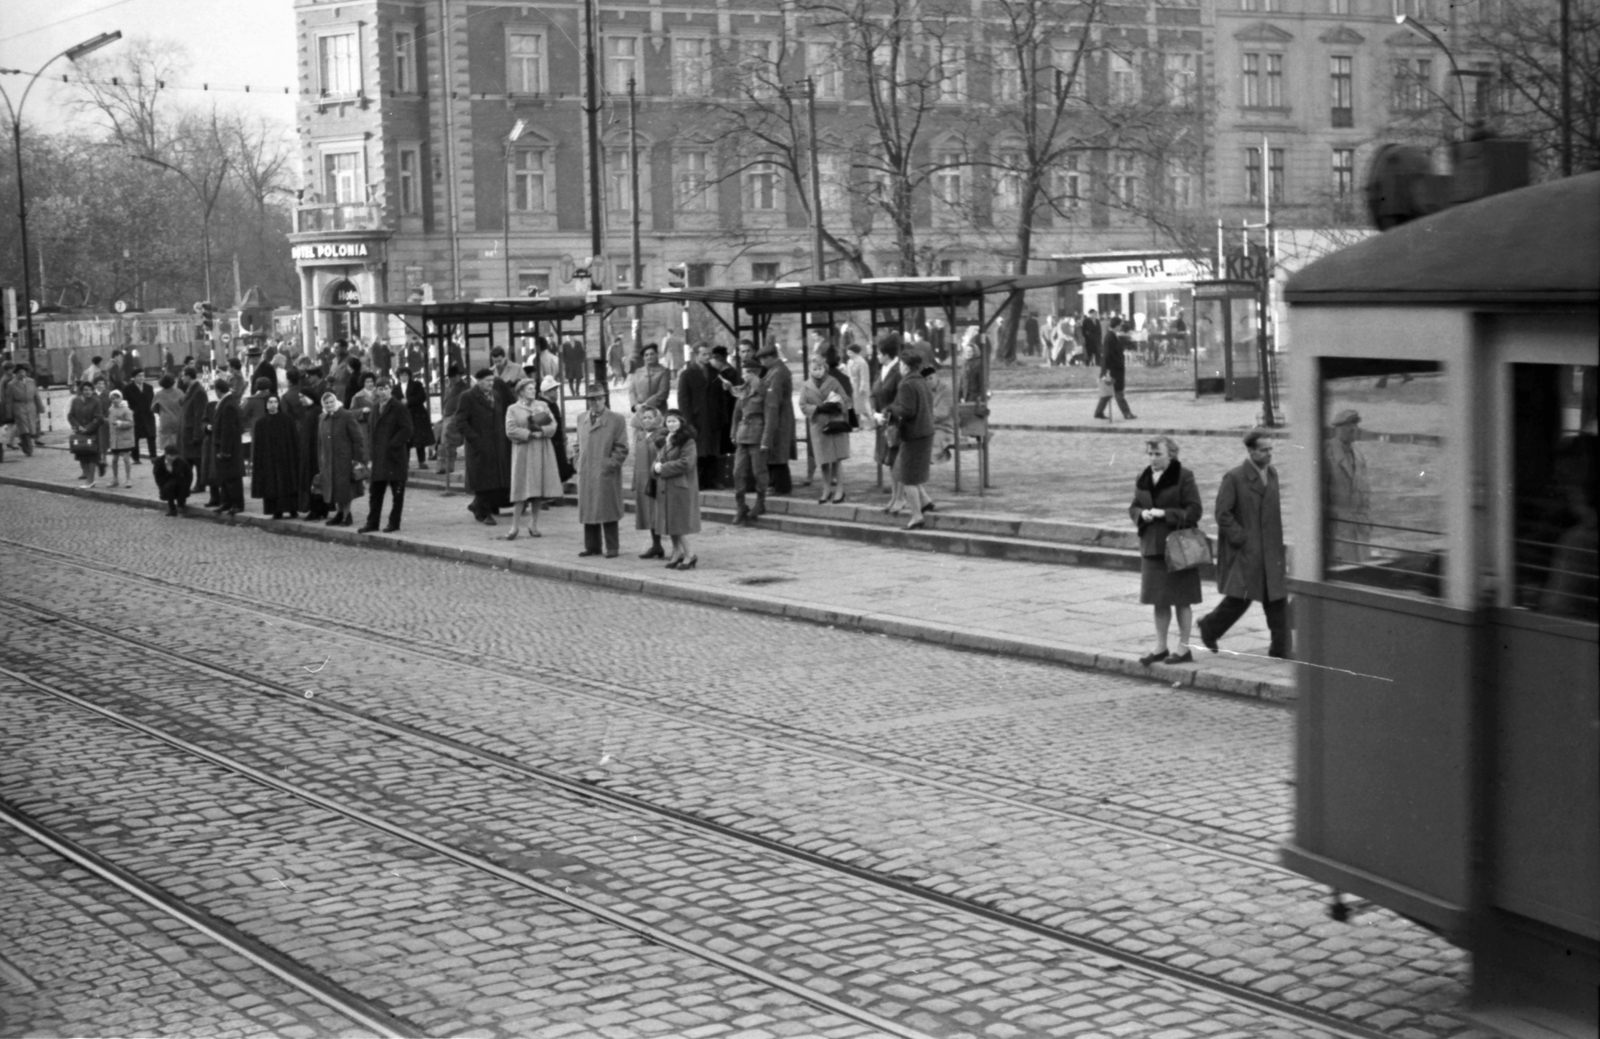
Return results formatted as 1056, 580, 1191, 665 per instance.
743, 157, 781, 212
604, 33, 642, 94
995, 150, 1025, 210
740, 37, 780, 99
1245, 147, 1263, 201
606, 147, 636, 212
674, 36, 713, 98
511, 146, 551, 213
1056, 152, 1084, 210
393, 26, 417, 94
1109, 51, 1140, 106
1265, 53, 1284, 107
321, 146, 365, 204
1331, 55, 1354, 126
1269, 146, 1286, 201
676, 149, 712, 211
506, 30, 547, 94
1164, 53, 1197, 107
932, 149, 968, 207
397, 144, 421, 215
1111, 152, 1141, 206
316, 27, 362, 99
933, 38, 967, 103
1242, 52, 1261, 107
1332, 147, 1355, 198
808, 40, 843, 100
993, 45, 1022, 103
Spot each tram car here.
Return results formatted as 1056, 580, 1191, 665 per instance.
1281, 171, 1598, 1037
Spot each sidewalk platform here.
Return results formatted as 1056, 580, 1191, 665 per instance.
0, 449, 1291, 703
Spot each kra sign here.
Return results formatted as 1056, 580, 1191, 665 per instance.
292, 241, 372, 261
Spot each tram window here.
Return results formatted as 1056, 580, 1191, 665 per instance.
1320, 358, 1447, 598
1512, 363, 1598, 622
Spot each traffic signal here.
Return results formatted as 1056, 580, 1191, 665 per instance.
201, 301, 215, 335
665, 263, 687, 290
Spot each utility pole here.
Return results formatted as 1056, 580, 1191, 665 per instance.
629, 78, 643, 354
583, 0, 607, 387
802, 77, 825, 280
1561, 0, 1572, 176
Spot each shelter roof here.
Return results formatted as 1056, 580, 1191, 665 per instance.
614, 273, 1085, 316
1285, 172, 1600, 306
323, 296, 592, 322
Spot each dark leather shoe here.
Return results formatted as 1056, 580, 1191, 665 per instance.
1138, 649, 1169, 667
324, 516, 342, 526
358, 524, 379, 533
1199, 627, 1219, 653
382, 525, 400, 533
640, 545, 666, 559
1167, 650, 1194, 664
578, 549, 600, 557
603, 551, 618, 558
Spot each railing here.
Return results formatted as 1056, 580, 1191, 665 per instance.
294, 202, 384, 234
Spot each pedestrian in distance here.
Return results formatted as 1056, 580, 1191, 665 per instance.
106, 390, 135, 488
885, 346, 937, 530
1081, 309, 1102, 369
153, 445, 193, 516
1198, 429, 1291, 659
676, 343, 722, 492
361, 378, 413, 533
92, 376, 114, 477
399, 367, 435, 470
315, 391, 368, 527
153, 373, 182, 451
575, 385, 629, 557
560, 336, 586, 398
1131, 436, 1204, 666
4, 364, 43, 457
502, 376, 562, 539
457, 367, 512, 524
210, 378, 246, 516
125, 369, 156, 464
1094, 318, 1136, 421
844, 343, 873, 431
652, 408, 701, 569
632, 403, 665, 558
250, 393, 300, 520
800, 353, 852, 504
177, 366, 207, 495
67, 382, 105, 486
437, 361, 468, 479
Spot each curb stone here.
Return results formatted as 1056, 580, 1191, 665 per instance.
0, 472, 1292, 704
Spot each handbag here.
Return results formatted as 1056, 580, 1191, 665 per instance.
351, 462, 371, 481
822, 417, 853, 435
1165, 526, 1213, 572
884, 422, 902, 448
1098, 373, 1116, 399
69, 432, 96, 454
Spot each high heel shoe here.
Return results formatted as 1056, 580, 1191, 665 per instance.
831, 490, 847, 504
905, 518, 926, 531
679, 555, 697, 570
664, 557, 683, 570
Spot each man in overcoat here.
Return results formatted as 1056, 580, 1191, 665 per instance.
1324, 409, 1372, 563
1093, 318, 1136, 420
361, 378, 415, 532
177, 367, 209, 493
1198, 429, 1290, 658
575, 386, 629, 557
210, 378, 245, 515
677, 344, 723, 490
125, 368, 157, 464
758, 343, 796, 496
458, 367, 511, 524
1081, 310, 1102, 368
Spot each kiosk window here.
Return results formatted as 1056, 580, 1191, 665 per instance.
1512, 363, 1598, 622
1321, 358, 1447, 598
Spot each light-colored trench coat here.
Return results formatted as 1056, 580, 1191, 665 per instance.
576, 407, 629, 524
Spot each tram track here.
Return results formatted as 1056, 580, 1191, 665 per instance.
0, 577, 1409, 1039
0, 534, 1286, 871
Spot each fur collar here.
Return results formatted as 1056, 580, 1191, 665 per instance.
1136, 459, 1182, 493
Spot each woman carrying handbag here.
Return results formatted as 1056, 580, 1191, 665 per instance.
1131, 435, 1205, 665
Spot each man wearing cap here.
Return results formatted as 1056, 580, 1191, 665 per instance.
730, 353, 769, 523
458, 367, 512, 524
758, 343, 796, 496
1197, 429, 1290, 659
1325, 409, 1372, 563
576, 386, 629, 556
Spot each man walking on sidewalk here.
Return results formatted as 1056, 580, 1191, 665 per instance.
1092, 318, 1136, 421
1198, 429, 1290, 659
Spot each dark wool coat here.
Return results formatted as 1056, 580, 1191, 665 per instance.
282, 388, 319, 511
676, 363, 720, 455
871, 361, 903, 465
888, 370, 935, 441
761, 359, 796, 461
709, 363, 743, 455
124, 379, 156, 439
154, 455, 193, 502
1131, 461, 1203, 559
405, 380, 435, 448
457, 386, 510, 493
250, 411, 300, 502
1101, 330, 1126, 378
67, 395, 104, 457
633, 426, 660, 531
212, 395, 245, 481
1214, 461, 1288, 602
316, 407, 368, 509
368, 398, 415, 482
536, 392, 574, 483
199, 401, 219, 486
651, 430, 701, 537
179, 382, 208, 462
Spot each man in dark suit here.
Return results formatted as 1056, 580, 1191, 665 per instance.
1093, 318, 1136, 420
177, 367, 208, 494
457, 368, 511, 524
1198, 429, 1290, 658
361, 378, 415, 532
210, 378, 245, 515
677, 343, 723, 490
124, 368, 157, 464
1081, 310, 1102, 368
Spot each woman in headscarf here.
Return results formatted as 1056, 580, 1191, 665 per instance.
67, 381, 105, 486
652, 408, 701, 569
251, 393, 301, 519
315, 391, 368, 527
502, 376, 563, 539
632, 404, 664, 558
800, 353, 852, 503
400, 367, 435, 470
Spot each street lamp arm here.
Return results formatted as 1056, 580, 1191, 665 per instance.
2, 30, 124, 129
1395, 14, 1469, 124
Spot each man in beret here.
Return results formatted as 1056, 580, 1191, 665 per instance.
457, 367, 511, 524
575, 386, 629, 556
758, 342, 796, 496
1325, 409, 1371, 562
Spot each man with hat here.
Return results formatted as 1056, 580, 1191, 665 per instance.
1325, 409, 1371, 562
758, 342, 796, 496
1197, 429, 1290, 659
457, 367, 512, 524
575, 385, 629, 556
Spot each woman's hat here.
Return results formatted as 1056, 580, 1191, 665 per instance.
1331, 409, 1361, 426
515, 376, 538, 396
539, 375, 560, 393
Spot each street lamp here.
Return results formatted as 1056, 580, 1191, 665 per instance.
0, 29, 121, 374
1395, 15, 1473, 133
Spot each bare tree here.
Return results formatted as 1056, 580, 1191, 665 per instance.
1465, 0, 1599, 175
70, 36, 189, 155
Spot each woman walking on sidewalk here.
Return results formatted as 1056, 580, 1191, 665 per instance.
1131, 436, 1203, 665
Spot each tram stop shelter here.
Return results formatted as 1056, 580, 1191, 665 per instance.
615, 273, 1088, 493
323, 295, 593, 388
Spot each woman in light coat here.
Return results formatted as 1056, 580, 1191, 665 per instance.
800, 354, 852, 503
844, 344, 873, 431
652, 409, 701, 569
503, 377, 563, 539
632, 404, 665, 559
107, 390, 136, 487
153, 374, 183, 449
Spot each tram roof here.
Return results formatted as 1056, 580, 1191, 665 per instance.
1285, 172, 1600, 306
325, 296, 592, 322
612, 272, 1086, 316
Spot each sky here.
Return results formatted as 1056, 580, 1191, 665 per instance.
1, 0, 298, 140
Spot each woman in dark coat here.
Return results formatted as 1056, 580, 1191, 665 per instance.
315, 393, 368, 526
251, 394, 301, 519
885, 346, 935, 529
1131, 435, 1205, 665
400, 367, 435, 469
652, 409, 701, 569
870, 333, 905, 514
67, 382, 104, 484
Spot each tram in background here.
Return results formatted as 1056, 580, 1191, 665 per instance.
1281, 171, 1598, 1038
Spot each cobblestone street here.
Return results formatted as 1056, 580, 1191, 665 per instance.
0, 489, 1490, 1039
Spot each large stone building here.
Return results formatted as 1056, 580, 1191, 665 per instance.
286, 0, 1475, 350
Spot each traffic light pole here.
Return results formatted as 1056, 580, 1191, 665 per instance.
583, 0, 607, 389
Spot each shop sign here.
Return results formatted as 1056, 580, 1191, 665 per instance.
1080, 255, 1207, 281
291, 241, 372, 262
332, 283, 361, 306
